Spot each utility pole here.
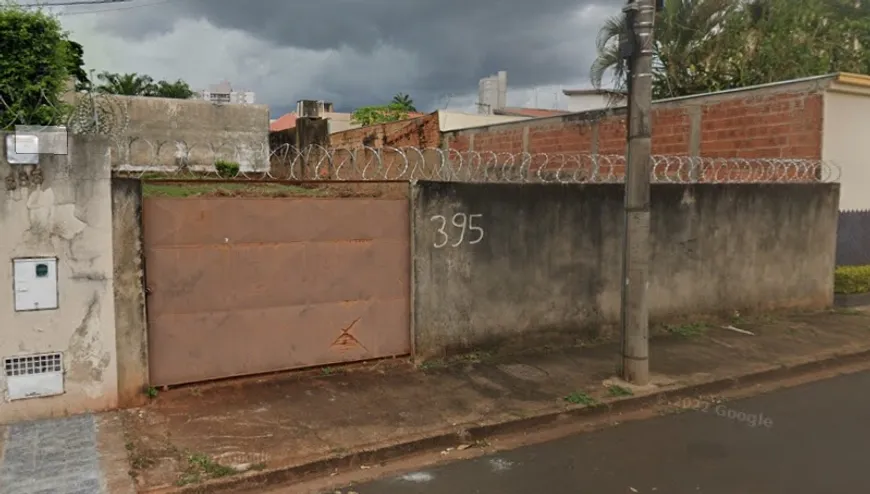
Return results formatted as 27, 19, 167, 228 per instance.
620, 0, 656, 385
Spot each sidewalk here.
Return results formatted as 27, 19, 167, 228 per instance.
0, 414, 135, 494
3, 308, 869, 493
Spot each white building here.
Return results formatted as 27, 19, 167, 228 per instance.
561, 88, 627, 112
199, 80, 255, 104
478, 71, 508, 115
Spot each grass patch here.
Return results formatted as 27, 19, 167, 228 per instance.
835, 265, 870, 294
564, 391, 598, 406
176, 452, 238, 486
607, 384, 634, 397
665, 322, 707, 338
830, 307, 865, 316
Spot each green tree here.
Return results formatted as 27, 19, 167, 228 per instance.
95, 72, 195, 99
727, 0, 870, 86
590, 0, 739, 99
153, 79, 195, 99
66, 41, 90, 91
391, 92, 417, 112
351, 102, 410, 126
0, 5, 79, 129
590, 0, 870, 99
95, 72, 155, 96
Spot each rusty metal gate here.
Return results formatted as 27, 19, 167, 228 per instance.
143, 196, 411, 386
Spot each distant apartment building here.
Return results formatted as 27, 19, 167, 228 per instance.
478, 71, 508, 115
199, 80, 255, 104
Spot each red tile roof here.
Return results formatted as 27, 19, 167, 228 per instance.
270, 112, 298, 131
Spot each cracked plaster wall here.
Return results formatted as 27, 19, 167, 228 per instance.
0, 132, 118, 424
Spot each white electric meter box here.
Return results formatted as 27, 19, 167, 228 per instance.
13, 258, 59, 311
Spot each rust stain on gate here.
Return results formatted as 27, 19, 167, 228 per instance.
142, 196, 411, 387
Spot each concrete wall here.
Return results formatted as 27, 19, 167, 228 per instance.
70, 94, 270, 172
111, 179, 148, 407
0, 133, 118, 424
436, 111, 529, 132
822, 87, 870, 211
411, 182, 840, 358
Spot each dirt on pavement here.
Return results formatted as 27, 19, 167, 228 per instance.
120, 309, 870, 491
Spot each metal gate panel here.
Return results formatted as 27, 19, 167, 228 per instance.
143, 197, 410, 386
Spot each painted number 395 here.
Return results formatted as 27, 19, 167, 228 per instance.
431, 213, 484, 248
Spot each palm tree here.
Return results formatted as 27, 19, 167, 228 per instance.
589, 0, 739, 100
153, 79, 195, 99
95, 72, 155, 96
391, 92, 417, 112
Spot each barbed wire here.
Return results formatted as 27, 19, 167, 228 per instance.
110, 143, 840, 184
0, 87, 129, 137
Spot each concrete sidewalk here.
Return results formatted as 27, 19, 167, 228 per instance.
0, 414, 135, 494
3, 308, 869, 493
119, 309, 870, 493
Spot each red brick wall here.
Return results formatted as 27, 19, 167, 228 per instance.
324, 84, 825, 182
329, 112, 441, 148
699, 92, 823, 159
443, 85, 825, 160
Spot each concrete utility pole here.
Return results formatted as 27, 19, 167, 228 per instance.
620, 0, 656, 385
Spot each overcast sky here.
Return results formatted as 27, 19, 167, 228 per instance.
29, 0, 622, 117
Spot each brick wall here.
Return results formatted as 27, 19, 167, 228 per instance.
330, 112, 441, 148
442, 83, 825, 160
698, 92, 823, 159
323, 80, 829, 182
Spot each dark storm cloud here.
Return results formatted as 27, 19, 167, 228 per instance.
94, 0, 623, 109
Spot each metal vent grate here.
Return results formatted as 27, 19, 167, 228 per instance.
3, 353, 63, 377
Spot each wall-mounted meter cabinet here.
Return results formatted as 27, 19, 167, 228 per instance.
13, 258, 59, 311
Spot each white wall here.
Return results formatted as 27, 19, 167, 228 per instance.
325, 112, 361, 134
822, 88, 870, 211
437, 110, 529, 132
0, 134, 118, 424
565, 93, 625, 113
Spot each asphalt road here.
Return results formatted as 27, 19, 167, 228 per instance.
337, 369, 870, 494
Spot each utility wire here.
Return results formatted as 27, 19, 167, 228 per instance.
17, 0, 132, 7
16, 0, 183, 15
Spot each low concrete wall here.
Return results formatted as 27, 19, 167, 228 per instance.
0, 133, 119, 423
411, 182, 840, 358
69, 94, 270, 172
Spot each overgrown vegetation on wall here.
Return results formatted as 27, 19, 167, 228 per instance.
834, 265, 870, 294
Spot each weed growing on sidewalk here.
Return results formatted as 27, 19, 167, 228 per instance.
125, 440, 157, 471
418, 351, 495, 372
831, 308, 864, 316
564, 391, 598, 406
665, 322, 707, 338
607, 385, 634, 397
177, 452, 238, 486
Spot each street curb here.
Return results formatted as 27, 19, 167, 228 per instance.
149, 346, 870, 494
